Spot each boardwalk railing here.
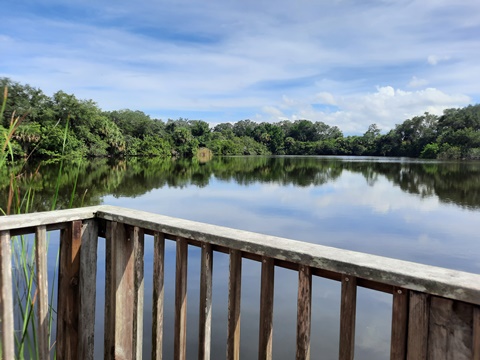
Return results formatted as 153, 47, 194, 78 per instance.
1, 205, 479, 359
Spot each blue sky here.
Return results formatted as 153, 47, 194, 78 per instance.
1, 0, 479, 134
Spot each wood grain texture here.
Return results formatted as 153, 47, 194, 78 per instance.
473, 306, 480, 360
35, 226, 49, 360
427, 296, 473, 360
198, 242, 213, 360
104, 221, 135, 360
152, 232, 165, 359
227, 249, 242, 360
390, 287, 409, 360
104, 221, 114, 359
78, 220, 98, 360
296, 265, 312, 360
258, 256, 275, 360
174, 237, 188, 360
56, 220, 82, 359
339, 275, 357, 360
407, 291, 430, 360
133, 227, 144, 360
0, 230, 15, 360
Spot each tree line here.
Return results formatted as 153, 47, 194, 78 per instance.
2, 78, 480, 160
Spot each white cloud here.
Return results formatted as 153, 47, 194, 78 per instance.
427, 55, 450, 66
314, 92, 337, 105
258, 86, 471, 133
408, 76, 428, 88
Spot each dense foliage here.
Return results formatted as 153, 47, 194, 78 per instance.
2, 78, 480, 159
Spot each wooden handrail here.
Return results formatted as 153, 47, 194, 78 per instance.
1, 205, 480, 359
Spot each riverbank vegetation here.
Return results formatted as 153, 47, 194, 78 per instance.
2, 78, 480, 160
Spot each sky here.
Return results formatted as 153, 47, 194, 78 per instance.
1, 0, 479, 134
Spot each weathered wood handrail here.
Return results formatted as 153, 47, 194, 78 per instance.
1, 205, 480, 359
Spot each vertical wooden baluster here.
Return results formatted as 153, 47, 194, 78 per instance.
406, 291, 429, 360
296, 265, 312, 360
390, 287, 409, 360
35, 226, 49, 360
78, 219, 98, 360
133, 227, 144, 360
227, 249, 242, 360
473, 306, 480, 360
258, 257, 275, 360
339, 275, 357, 360
104, 221, 136, 360
0, 230, 15, 360
104, 221, 114, 359
152, 232, 165, 359
198, 243, 213, 360
339, 274, 357, 360
174, 237, 188, 360
57, 220, 82, 359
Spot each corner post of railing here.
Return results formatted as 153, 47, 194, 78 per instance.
104, 221, 143, 360
0, 230, 15, 360
56, 220, 83, 359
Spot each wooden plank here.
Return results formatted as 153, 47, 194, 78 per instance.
474, 306, 480, 360
104, 221, 136, 359
56, 220, 82, 359
407, 291, 430, 360
78, 219, 98, 360
0, 230, 15, 360
339, 275, 357, 360
104, 221, 114, 359
35, 226, 49, 360
174, 237, 188, 360
227, 249, 242, 360
0, 206, 102, 232
96, 206, 480, 305
296, 265, 312, 360
258, 257, 275, 360
198, 242, 213, 360
152, 232, 165, 359
133, 226, 144, 360
390, 287, 409, 360
427, 296, 473, 360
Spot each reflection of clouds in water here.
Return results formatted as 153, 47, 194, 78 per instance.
315, 172, 440, 214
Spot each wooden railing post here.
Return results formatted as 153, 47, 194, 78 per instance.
0, 230, 15, 360
152, 232, 165, 359
474, 306, 480, 359
227, 249, 242, 360
390, 287, 409, 360
133, 227, 145, 360
258, 257, 274, 360
57, 220, 82, 359
198, 242, 213, 360
174, 237, 188, 360
296, 265, 312, 360
35, 226, 49, 360
104, 221, 136, 360
406, 291, 429, 360
78, 219, 99, 360
339, 275, 357, 360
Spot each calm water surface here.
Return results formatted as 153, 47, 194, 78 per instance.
5, 156, 480, 359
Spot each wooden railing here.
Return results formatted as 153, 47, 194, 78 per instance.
1, 205, 480, 359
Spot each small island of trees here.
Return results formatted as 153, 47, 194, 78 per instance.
2, 78, 480, 160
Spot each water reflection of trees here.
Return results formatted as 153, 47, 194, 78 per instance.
1, 157, 479, 213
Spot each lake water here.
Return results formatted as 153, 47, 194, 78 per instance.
5, 156, 480, 359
